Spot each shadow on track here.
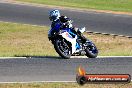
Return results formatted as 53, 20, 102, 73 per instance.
15, 55, 63, 59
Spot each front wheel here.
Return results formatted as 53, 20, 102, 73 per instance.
85, 42, 98, 58
54, 38, 71, 59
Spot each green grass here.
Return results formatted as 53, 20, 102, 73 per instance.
0, 82, 131, 88
0, 22, 57, 57
0, 22, 132, 57
16, 0, 132, 12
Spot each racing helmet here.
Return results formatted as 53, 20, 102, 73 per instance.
49, 10, 60, 21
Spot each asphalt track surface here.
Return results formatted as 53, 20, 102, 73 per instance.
0, 57, 132, 82
0, 2, 132, 36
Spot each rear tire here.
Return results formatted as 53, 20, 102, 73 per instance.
54, 39, 71, 59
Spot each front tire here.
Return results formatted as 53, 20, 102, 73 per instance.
54, 38, 71, 59
85, 42, 98, 58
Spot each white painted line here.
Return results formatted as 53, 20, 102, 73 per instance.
0, 80, 131, 83
0, 81, 76, 83
90, 56, 130, 58
0, 21, 45, 28
0, 56, 131, 59
98, 56, 132, 58
71, 56, 132, 58
0, 57, 28, 59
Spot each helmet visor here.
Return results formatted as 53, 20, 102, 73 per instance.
49, 16, 57, 21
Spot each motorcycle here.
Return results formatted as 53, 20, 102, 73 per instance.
48, 20, 98, 59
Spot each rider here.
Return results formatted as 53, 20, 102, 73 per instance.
49, 9, 85, 54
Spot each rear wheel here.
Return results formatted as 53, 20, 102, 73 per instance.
85, 42, 98, 58
54, 38, 71, 59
